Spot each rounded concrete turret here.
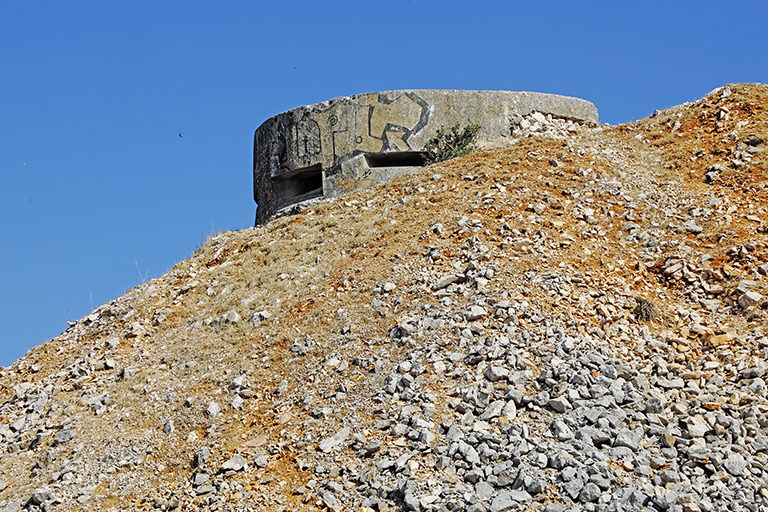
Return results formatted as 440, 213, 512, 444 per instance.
253, 89, 598, 224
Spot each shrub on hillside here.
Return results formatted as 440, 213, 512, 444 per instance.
423, 122, 481, 164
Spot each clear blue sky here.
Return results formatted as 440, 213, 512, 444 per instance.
1, 1, 766, 367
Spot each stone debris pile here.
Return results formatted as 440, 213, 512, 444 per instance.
510, 112, 588, 140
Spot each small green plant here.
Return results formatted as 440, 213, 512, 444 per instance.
423, 122, 481, 164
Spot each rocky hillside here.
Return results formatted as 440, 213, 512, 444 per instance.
2, 84, 768, 512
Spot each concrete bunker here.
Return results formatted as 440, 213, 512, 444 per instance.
253, 89, 599, 224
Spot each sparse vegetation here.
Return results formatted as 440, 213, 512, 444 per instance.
423, 122, 481, 164
633, 297, 656, 321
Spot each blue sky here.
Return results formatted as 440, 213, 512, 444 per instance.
1, 0, 766, 367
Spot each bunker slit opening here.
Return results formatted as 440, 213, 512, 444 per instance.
364, 151, 426, 168
275, 164, 323, 206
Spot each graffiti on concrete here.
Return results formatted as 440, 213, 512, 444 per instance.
294, 92, 430, 172
295, 117, 321, 162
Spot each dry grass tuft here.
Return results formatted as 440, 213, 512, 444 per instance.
633, 297, 657, 322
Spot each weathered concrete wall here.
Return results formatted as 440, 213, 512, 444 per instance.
253, 90, 598, 224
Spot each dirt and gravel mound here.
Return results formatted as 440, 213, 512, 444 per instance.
1, 83, 767, 512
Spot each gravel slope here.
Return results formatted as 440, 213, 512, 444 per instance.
1, 83, 767, 512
